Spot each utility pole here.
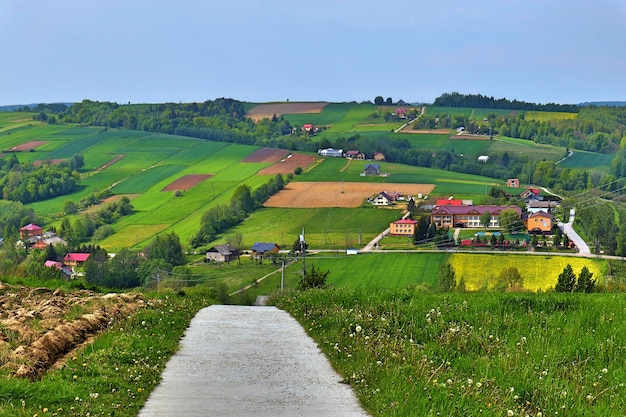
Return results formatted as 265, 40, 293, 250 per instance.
300, 228, 306, 277
281, 259, 285, 291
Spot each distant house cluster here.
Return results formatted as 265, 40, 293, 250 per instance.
317, 148, 386, 162
205, 242, 280, 263
430, 188, 560, 234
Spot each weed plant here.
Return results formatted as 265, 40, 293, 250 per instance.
274, 288, 626, 416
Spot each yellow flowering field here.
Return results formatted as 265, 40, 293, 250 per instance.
451, 253, 605, 292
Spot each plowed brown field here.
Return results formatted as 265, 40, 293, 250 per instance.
0, 284, 144, 379
264, 182, 435, 208
9, 141, 48, 151
246, 102, 328, 121
243, 148, 290, 163
162, 174, 212, 191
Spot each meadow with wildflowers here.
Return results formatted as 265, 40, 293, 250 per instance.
274, 288, 626, 417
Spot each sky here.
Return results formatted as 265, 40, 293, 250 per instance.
1, 0, 625, 106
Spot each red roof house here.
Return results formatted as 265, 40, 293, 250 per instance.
63, 253, 91, 267
20, 223, 42, 239
436, 199, 463, 206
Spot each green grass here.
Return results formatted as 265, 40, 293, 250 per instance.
559, 151, 614, 171
274, 289, 626, 417
281, 103, 354, 127
215, 207, 403, 250
524, 110, 578, 121
0, 290, 217, 417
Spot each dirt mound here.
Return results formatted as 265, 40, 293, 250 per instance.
0, 285, 145, 379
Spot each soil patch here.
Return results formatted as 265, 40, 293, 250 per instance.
162, 174, 212, 191
258, 154, 318, 175
246, 102, 328, 122
8, 140, 48, 151
264, 181, 435, 208
0, 284, 145, 379
243, 148, 291, 163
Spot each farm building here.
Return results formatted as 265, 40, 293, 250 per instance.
435, 198, 464, 207
206, 244, 238, 263
431, 205, 522, 229
525, 211, 553, 234
63, 253, 91, 268
318, 148, 343, 158
527, 200, 559, 214
506, 178, 520, 188
20, 223, 42, 239
302, 123, 314, 132
395, 108, 407, 118
477, 155, 490, 163
363, 164, 380, 176
390, 219, 418, 236
345, 150, 365, 159
250, 242, 280, 257
520, 187, 541, 200
370, 191, 394, 206
373, 152, 386, 161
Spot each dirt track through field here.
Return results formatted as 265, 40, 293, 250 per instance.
264, 182, 435, 208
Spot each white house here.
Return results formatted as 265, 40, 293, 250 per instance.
318, 148, 343, 158
477, 155, 490, 163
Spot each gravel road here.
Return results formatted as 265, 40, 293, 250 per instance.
139, 305, 370, 417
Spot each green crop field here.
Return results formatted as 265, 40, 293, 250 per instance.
559, 150, 614, 171
301, 252, 447, 288
281, 103, 354, 127
525, 110, 578, 121
213, 207, 403, 250
488, 137, 566, 161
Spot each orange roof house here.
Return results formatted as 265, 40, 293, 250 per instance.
390, 219, 417, 236
525, 211, 553, 234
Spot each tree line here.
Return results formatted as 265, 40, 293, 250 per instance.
433, 92, 579, 112
189, 174, 286, 247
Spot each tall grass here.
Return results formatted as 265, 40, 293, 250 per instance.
274, 288, 626, 416
0, 289, 216, 417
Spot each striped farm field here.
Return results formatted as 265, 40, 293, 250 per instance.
450, 253, 605, 292
265, 181, 434, 208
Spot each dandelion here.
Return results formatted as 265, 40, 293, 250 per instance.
467, 378, 473, 385
355, 325, 362, 332
602, 368, 608, 374
507, 410, 514, 417
476, 381, 482, 388
89, 393, 99, 399
43, 408, 48, 413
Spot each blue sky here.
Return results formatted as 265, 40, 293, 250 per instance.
1, 0, 625, 105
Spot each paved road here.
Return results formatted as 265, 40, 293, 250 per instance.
139, 305, 369, 417
558, 208, 591, 255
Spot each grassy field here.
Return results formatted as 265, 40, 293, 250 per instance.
559, 150, 614, 171
213, 207, 403, 250
275, 289, 626, 417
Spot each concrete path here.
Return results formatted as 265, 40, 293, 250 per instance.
139, 305, 369, 417
558, 208, 591, 255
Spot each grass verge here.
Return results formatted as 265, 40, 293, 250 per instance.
273, 288, 626, 417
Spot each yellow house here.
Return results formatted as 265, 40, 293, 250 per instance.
526, 211, 553, 233
390, 219, 417, 236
